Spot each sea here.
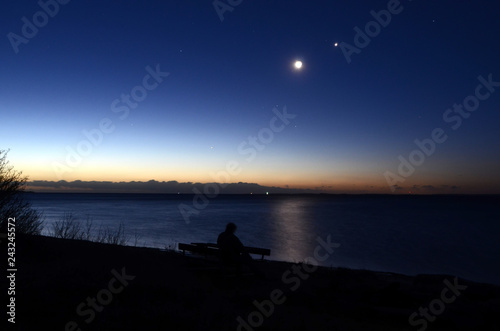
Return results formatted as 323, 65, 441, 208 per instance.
25, 193, 500, 285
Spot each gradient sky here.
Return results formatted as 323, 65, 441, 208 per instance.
2, 0, 500, 193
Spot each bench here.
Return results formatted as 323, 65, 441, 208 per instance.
178, 242, 271, 260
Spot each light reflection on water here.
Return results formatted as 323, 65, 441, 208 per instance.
269, 198, 316, 263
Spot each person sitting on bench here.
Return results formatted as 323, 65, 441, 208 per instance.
217, 222, 252, 267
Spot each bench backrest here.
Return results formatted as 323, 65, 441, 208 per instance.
190, 242, 271, 258
178, 243, 219, 256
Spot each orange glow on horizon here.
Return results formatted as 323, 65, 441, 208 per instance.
14, 157, 500, 195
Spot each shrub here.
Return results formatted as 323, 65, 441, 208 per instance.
0, 149, 43, 235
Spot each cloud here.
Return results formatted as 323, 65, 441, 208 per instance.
26, 180, 320, 194
392, 185, 403, 191
440, 185, 460, 191
421, 185, 436, 191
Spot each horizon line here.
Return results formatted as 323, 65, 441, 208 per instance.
22, 179, 496, 195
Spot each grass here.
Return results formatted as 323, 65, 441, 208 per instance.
50, 212, 129, 246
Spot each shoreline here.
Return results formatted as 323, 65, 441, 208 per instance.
24, 191, 500, 196
10, 234, 500, 330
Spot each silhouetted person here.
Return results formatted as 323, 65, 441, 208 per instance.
217, 222, 252, 268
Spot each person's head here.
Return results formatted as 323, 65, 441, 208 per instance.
225, 222, 237, 234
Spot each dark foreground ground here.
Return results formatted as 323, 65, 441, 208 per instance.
4, 234, 500, 330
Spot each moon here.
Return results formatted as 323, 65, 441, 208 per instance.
294, 60, 303, 70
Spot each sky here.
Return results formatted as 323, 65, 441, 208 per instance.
2, 0, 500, 194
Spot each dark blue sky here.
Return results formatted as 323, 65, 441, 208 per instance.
2, 0, 500, 193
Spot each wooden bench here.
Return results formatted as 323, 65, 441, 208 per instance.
178, 242, 271, 260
